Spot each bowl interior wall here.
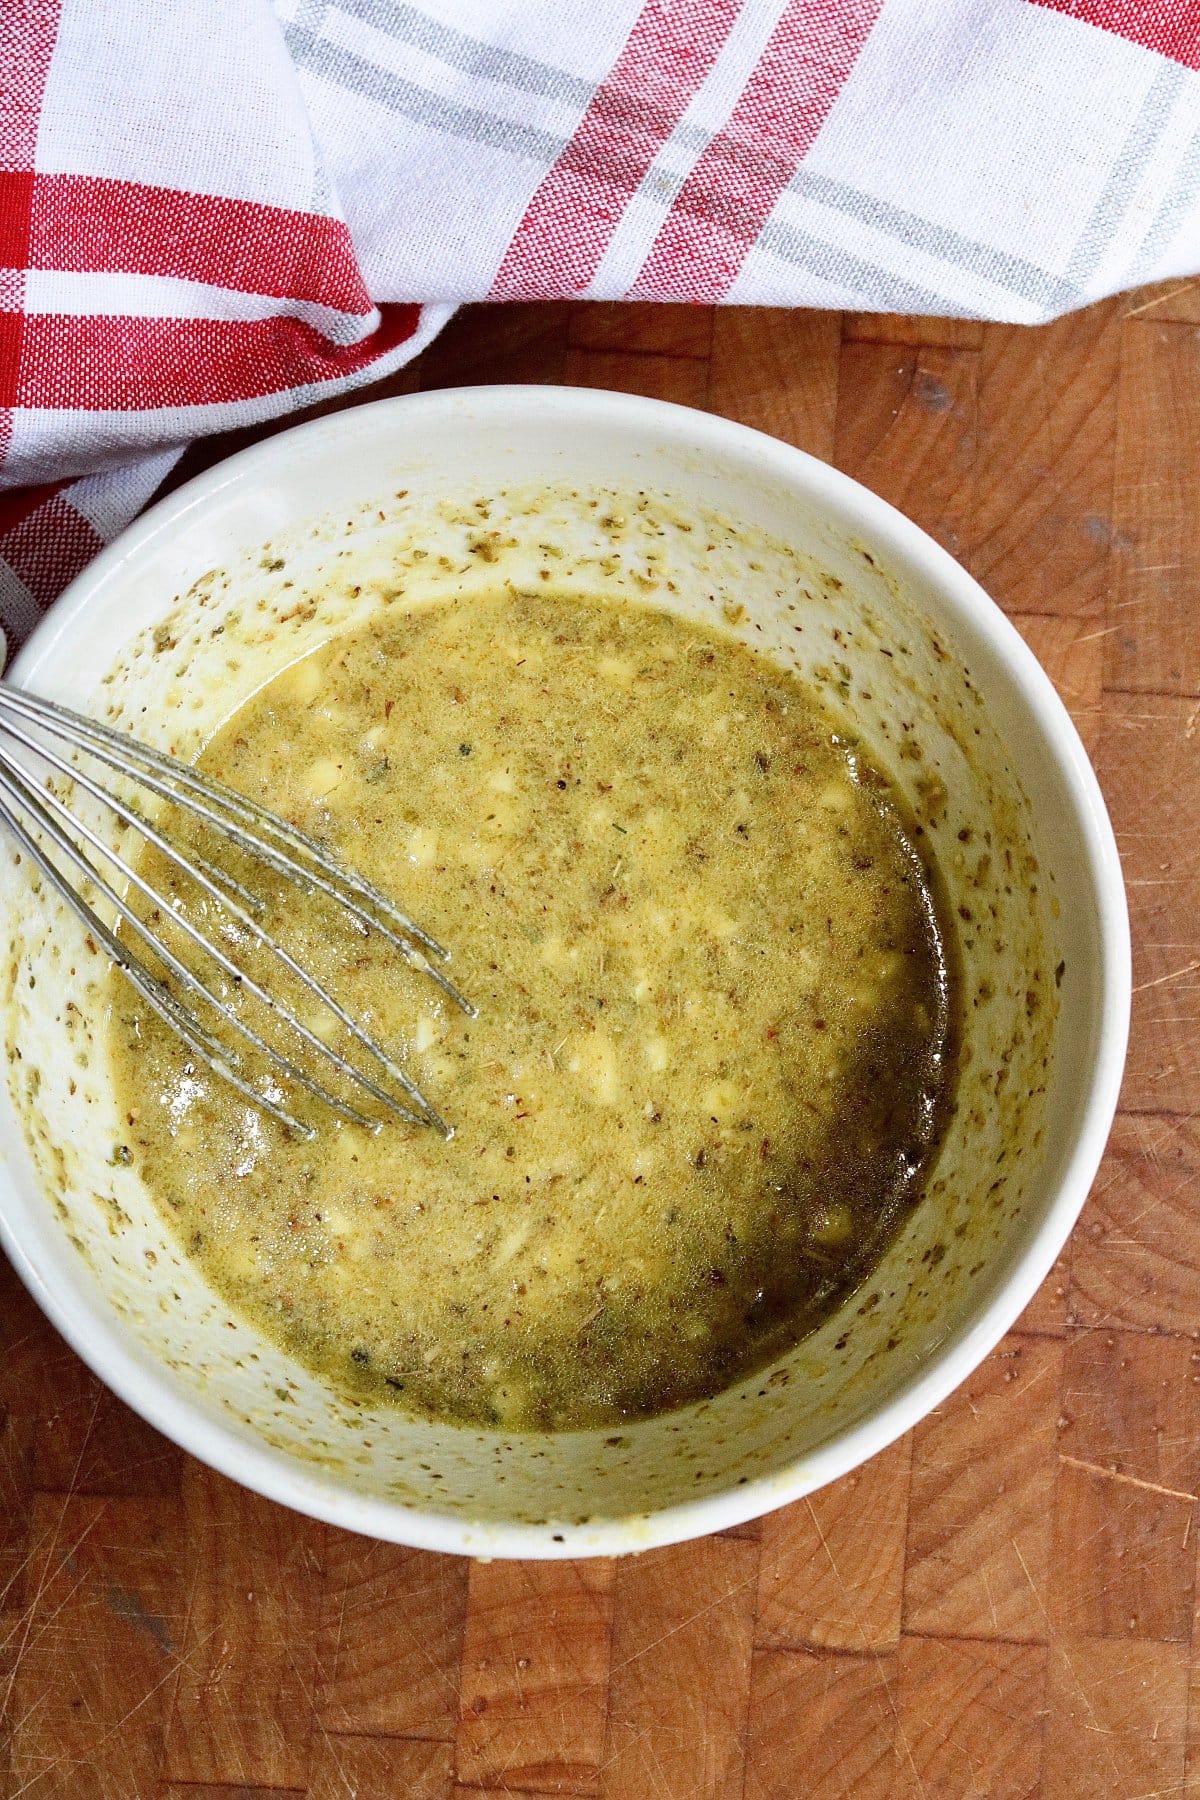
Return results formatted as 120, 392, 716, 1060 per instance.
0, 400, 1089, 1549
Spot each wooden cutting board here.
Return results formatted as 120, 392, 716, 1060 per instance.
2, 289, 1198, 1800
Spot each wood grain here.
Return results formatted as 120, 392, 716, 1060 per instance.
1050, 1331, 1199, 1643
843, 313, 985, 350
708, 308, 840, 458
1041, 1637, 1191, 1800
1009, 614, 1105, 756
567, 301, 714, 359
0, 1405, 33, 1605
162, 1465, 324, 1788
904, 1333, 1062, 1643
834, 341, 977, 560
896, 1636, 1047, 1797
1071, 1114, 1200, 1334
1122, 279, 1200, 323
413, 303, 573, 393
603, 1537, 757, 1800
1, 1251, 180, 1527
316, 1535, 467, 1740
7, 1495, 184, 1800
564, 343, 709, 407
0, 1604, 16, 1798
743, 1646, 899, 1799
159, 1789, 305, 1799
1107, 320, 1200, 696
2, 293, 1198, 1797
308, 1733, 453, 1800
1096, 688, 1200, 1115
31, 1367, 182, 1500
451, 1789, 549, 1800
455, 1559, 615, 1793
1017, 1244, 1073, 1339
971, 303, 1123, 620
756, 1435, 911, 1653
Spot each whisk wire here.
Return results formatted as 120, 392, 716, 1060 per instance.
0, 760, 315, 1139
0, 685, 468, 1136
0, 742, 397, 1133
0, 688, 476, 1016
0, 722, 447, 1131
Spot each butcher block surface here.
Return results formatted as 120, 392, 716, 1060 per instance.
3, 290, 1199, 1799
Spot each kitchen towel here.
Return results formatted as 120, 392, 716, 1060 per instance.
2, 0, 1199, 639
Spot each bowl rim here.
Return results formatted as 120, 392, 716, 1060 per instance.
0, 383, 1131, 1558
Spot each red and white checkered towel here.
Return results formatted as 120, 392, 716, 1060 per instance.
3, 0, 1199, 641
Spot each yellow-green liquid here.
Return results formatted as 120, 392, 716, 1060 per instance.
110, 591, 958, 1428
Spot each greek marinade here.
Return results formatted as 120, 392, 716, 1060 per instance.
109, 589, 959, 1429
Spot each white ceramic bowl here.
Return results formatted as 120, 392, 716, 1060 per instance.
0, 387, 1129, 1557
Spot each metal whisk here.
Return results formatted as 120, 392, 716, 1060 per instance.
0, 684, 474, 1140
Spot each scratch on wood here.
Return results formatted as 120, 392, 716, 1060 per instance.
1010, 1539, 1124, 1789
6, 1624, 219, 1800
1123, 281, 1198, 316
1072, 623, 1122, 643
1132, 959, 1200, 995
1058, 1454, 1197, 1505
1011, 1360, 1054, 1401
607, 1573, 757, 1674
802, 1497, 930, 1800
0, 1492, 108, 1727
